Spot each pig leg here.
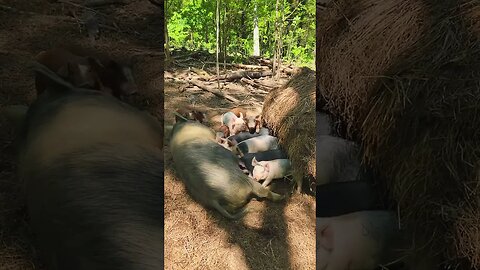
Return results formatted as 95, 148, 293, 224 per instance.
261, 174, 274, 187
211, 199, 247, 219
250, 180, 284, 201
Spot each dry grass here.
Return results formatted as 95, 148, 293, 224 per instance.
454, 204, 480, 268
317, 0, 480, 267
262, 67, 316, 192
164, 167, 315, 270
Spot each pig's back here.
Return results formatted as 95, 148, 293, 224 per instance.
19, 92, 162, 170
26, 144, 164, 270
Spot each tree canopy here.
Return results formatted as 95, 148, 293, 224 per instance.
166, 0, 315, 68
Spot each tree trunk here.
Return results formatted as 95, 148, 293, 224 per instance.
216, 0, 220, 89
274, 0, 285, 78
223, 1, 227, 69
253, 4, 260, 57
272, 0, 281, 76
164, 0, 171, 66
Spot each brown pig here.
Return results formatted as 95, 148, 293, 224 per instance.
230, 107, 247, 118
175, 105, 207, 124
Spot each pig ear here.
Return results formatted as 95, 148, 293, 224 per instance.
239, 112, 244, 118
264, 163, 270, 170
252, 157, 258, 166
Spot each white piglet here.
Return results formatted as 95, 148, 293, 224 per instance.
251, 157, 292, 187
221, 111, 247, 136
232, 135, 279, 157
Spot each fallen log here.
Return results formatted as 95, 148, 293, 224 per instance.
240, 78, 272, 92
258, 58, 273, 66
204, 62, 269, 70
212, 70, 272, 81
244, 86, 269, 95
190, 79, 239, 103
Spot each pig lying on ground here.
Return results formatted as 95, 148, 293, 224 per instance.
170, 120, 285, 219
251, 157, 292, 187
8, 62, 164, 270
227, 127, 270, 144
316, 181, 401, 270
317, 211, 400, 270
317, 206, 438, 270
315, 134, 437, 269
239, 149, 288, 174
217, 128, 271, 150
232, 135, 280, 157
316, 135, 361, 185
317, 111, 333, 136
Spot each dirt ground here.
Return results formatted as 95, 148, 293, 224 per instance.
163, 64, 316, 270
0, 0, 163, 268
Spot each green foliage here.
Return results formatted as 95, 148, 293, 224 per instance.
166, 0, 315, 67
